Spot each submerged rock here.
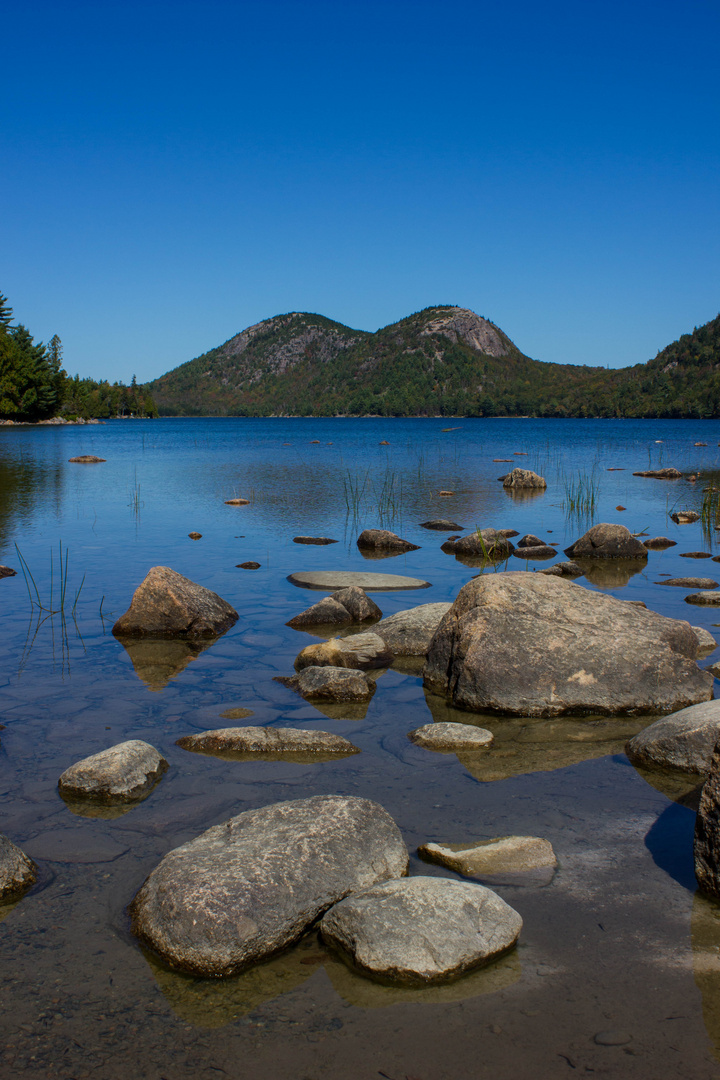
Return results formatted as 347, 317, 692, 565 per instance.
686, 592, 720, 606
112, 566, 238, 638
277, 666, 376, 703
632, 468, 683, 479
512, 544, 556, 559
695, 745, 720, 897
0, 835, 37, 900
658, 578, 718, 589
176, 727, 359, 757
237, 561, 261, 570
501, 468, 546, 490
419, 519, 464, 531
288, 570, 430, 592
423, 571, 712, 717
58, 740, 168, 803
356, 529, 419, 554
408, 722, 494, 751
292, 536, 338, 545
373, 603, 452, 655
129, 795, 409, 976
538, 561, 583, 577
625, 701, 720, 775
644, 536, 678, 550
671, 510, 701, 524
564, 523, 648, 560
294, 633, 393, 671
68, 454, 106, 463
319, 877, 522, 986
418, 836, 557, 879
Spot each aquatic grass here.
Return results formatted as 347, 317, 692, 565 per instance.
14, 541, 85, 614
342, 465, 405, 527
562, 468, 600, 522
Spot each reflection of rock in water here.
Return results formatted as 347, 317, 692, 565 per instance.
629, 761, 705, 805
692, 891, 720, 1062
116, 636, 218, 691
143, 937, 319, 1028
324, 942, 520, 1007
60, 797, 141, 820
573, 558, 645, 588
424, 692, 646, 781
0, 897, 24, 924
502, 487, 545, 501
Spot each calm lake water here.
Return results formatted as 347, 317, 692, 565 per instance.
2, 416, 720, 1080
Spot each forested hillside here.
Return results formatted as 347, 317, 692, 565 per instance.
0, 291, 158, 421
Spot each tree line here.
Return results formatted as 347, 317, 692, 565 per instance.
0, 290, 158, 422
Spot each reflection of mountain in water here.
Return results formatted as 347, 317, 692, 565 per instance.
0, 453, 64, 544
115, 636, 219, 691
425, 692, 646, 781
145, 930, 520, 1028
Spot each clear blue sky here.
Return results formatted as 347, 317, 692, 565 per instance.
2, 0, 719, 383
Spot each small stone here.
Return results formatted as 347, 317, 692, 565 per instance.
277, 666, 376, 703
538, 561, 583, 577
287, 597, 353, 628
294, 633, 393, 671
418, 519, 464, 531
616, 505, 626, 511
225, 498, 250, 505
288, 570, 430, 592
188, 532, 202, 540
680, 552, 713, 559
319, 877, 522, 986
68, 455, 105, 463
594, 1031, 632, 1046
0, 835, 37, 900
332, 586, 383, 622
237, 561, 261, 569
692, 627, 717, 652
219, 707, 254, 720
686, 592, 720, 606
0, 566, 17, 578
408, 722, 494, 751
512, 545, 557, 559
418, 836, 557, 878
632, 468, 682, 479
501, 469, 547, 489
657, 578, 718, 589
176, 727, 360, 757
644, 536, 677, 549
356, 529, 420, 554
517, 534, 544, 548
292, 536, 338, 545
58, 740, 168, 804
671, 510, 701, 524
438, 490, 455, 496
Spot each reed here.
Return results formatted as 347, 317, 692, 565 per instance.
14, 541, 85, 614
562, 469, 600, 519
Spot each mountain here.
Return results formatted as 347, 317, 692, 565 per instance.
146, 306, 720, 418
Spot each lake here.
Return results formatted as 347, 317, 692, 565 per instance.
2, 416, 720, 1080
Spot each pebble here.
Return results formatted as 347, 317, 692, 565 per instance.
594, 1030, 632, 1046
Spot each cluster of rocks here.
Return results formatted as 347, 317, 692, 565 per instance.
287, 585, 382, 629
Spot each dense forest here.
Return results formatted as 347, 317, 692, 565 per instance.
149, 305, 720, 419
0, 291, 158, 422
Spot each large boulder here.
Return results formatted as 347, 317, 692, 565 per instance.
501, 469, 546, 490
356, 529, 419, 554
112, 567, 238, 638
373, 602, 452, 655
130, 795, 409, 976
294, 633, 393, 671
626, 701, 720, 775
58, 740, 168, 803
276, 666, 376, 703
564, 523, 648, 560
695, 742, 720, 897
423, 571, 712, 718
0, 835, 37, 900
319, 877, 522, 986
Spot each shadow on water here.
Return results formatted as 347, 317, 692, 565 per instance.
644, 798, 698, 891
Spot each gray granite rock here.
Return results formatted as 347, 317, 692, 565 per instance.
0, 835, 37, 900
130, 795, 409, 976
418, 836, 557, 878
686, 592, 720, 606
356, 529, 419, 553
695, 742, 720, 897
288, 570, 430, 592
423, 571, 711, 717
512, 545, 557, 559
517, 533, 544, 548
501, 469, 546, 489
538, 561, 583, 577
443, 528, 515, 560
332, 586, 383, 622
319, 876, 522, 986
373, 603, 452, 655
112, 566, 238, 638
176, 727, 360, 756
294, 633, 393, 671
58, 740, 169, 803
408, 722, 494, 751
277, 666, 376, 703
287, 596, 355, 628
692, 626, 718, 652
625, 700, 720, 774
564, 523, 648, 560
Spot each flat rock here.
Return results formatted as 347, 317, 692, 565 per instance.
277, 665, 376, 702
418, 836, 557, 878
659, 578, 718, 589
112, 566, 238, 638
68, 454, 106, 463
626, 700, 720, 774
288, 570, 430, 592
419, 519, 464, 530
319, 877, 522, 986
357, 529, 419, 553
644, 536, 678, 549
292, 536, 338, 545
373, 603, 452, 655
564, 523, 648, 560
176, 727, 359, 756
130, 795, 409, 976
58, 740, 169, 803
0, 835, 37, 900
294, 633, 393, 671
538, 561, 583, 577
632, 468, 682, 479
692, 626, 718, 652
22, 830, 129, 864
224, 497, 250, 505
501, 468, 546, 489
680, 552, 713, 559
695, 741, 720, 897
512, 545, 557, 559
497, 529, 520, 538
686, 592, 720, 606
423, 571, 712, 717
671, 510, 701, 524
408, 722, 494, 750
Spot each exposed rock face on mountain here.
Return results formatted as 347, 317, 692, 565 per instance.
418, 308, 511, 357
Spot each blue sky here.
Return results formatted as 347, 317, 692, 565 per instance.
2, 0, 719, 383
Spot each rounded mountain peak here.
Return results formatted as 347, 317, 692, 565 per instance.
419, 307, 511, 357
